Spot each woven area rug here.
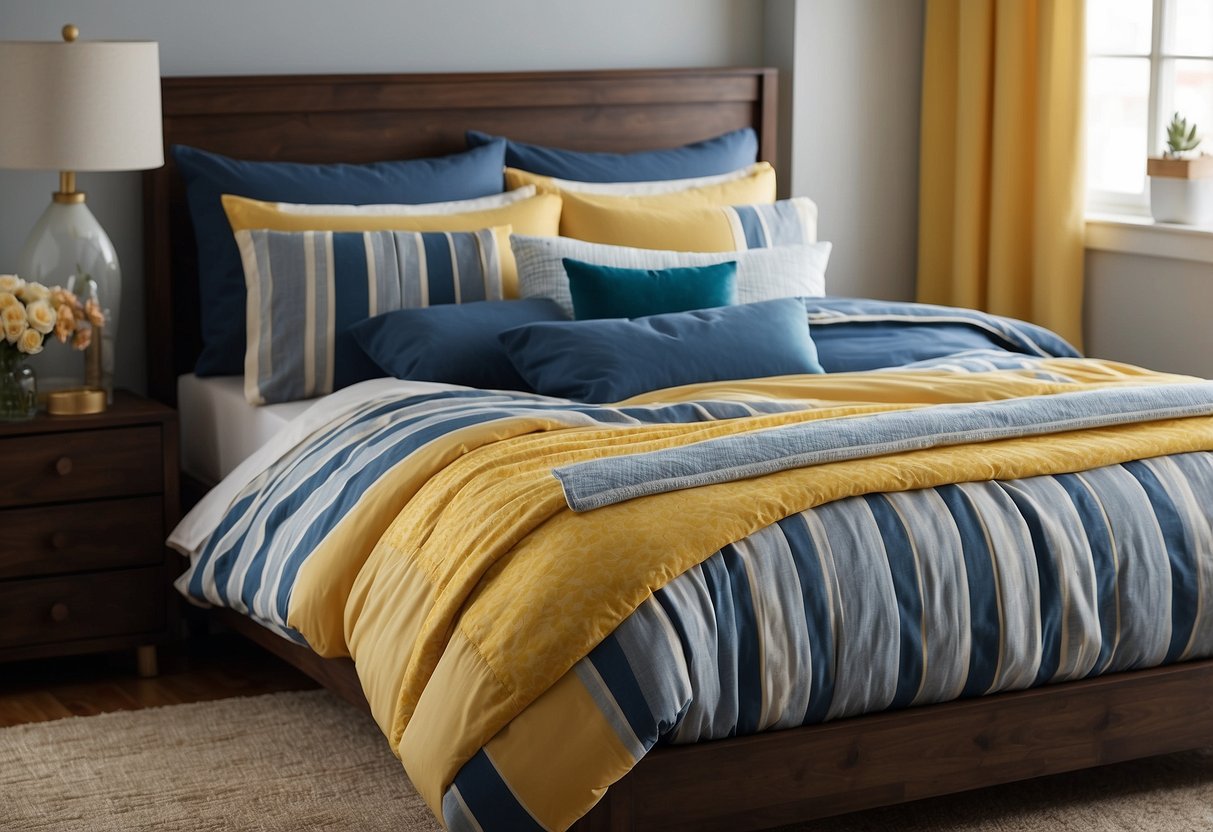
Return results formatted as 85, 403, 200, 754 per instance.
2, 689, 1212, 832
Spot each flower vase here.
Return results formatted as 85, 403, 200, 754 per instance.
0, 348, 37, 421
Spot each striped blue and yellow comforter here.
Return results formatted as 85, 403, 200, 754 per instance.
171, 302, 1213, 831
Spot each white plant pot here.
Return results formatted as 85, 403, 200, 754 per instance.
1149, 176, 1213, 225
1147, 155, 1213, 225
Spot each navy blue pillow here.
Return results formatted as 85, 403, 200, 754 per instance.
351, 299, 568, 391
174, 141, 508, 376
563, 258, 737, 320
499, 298, 823, 403
466, 128, 757, 183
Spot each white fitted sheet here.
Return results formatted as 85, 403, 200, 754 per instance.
177, 374, 314, 484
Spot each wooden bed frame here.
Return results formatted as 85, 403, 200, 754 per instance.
144, 68, 1213, 831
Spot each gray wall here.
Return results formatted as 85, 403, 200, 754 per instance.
1086, 251, 1213, 377
766, 0, 925, 302
0, 1, 926, 392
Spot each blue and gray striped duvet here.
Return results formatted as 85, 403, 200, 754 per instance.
172, 298, 1213, 831
447, 449, 1213, 828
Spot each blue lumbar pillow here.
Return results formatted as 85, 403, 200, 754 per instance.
351, 298, 568, 392
499, 298, 823, 403
563, 258, 737, 320
174, 140, 507, 377
466, 128, 757, 182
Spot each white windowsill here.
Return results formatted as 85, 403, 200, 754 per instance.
1085, 213, 1213, 264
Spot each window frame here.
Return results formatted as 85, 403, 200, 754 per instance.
1086, 0, 1213, 216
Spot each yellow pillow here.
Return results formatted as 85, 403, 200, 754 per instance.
506, 161, 777, 202
221, 191, 562, 297
504, 160, 771, 208
554, 195, 819, 252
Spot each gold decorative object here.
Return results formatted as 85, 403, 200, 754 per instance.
46, 387, 106, 416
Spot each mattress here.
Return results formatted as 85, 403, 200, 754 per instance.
177, 374, 314, 483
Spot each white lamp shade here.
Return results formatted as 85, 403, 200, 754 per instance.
0, 39, 163, 171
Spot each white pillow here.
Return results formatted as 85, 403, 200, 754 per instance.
511, 235, 831, 318
245, 184, 537, 216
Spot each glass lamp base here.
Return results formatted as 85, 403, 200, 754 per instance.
17, 198, 120, 402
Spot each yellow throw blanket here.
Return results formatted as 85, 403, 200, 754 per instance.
285, 359, 1213, 820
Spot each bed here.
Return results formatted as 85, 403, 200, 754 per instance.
144, 68, 1213, 832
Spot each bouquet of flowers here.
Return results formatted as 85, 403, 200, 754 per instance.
0, 273, 103, 357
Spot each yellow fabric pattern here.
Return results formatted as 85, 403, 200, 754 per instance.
917, 0, 1086, 347
221, 192, 562, 297
283, 359, 1213, 821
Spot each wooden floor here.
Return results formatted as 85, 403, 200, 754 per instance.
0, 634, 318, 728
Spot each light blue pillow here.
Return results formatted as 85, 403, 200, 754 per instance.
466, 128, 757, 182
173, 141, 507, 376
563, 258, 737, 320
499, 298, 823, 403
236, 227, 503, 405
351, 299, 568, 391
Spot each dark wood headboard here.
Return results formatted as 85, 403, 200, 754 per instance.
142, 67, 778, 405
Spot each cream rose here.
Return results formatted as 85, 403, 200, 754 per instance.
19, 281, 50, 303
0, 292, 19, 310
0, 274, 24, 294
17, 327, 43, 355
2, 304, 28, 343
3, 322, 25, 344
26, 300, 56, 335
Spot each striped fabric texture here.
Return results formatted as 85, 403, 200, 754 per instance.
446, 451, 1213, 829
171, 297, 1213, 830
237, 227, 503, 405
178, 389, 809, 642
172, 367, 1213, 829
512, 234, 831, 318
445, 449, 1213, 829
725, 197, 819, 248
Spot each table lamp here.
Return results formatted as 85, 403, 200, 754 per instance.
0, 24, 163, 405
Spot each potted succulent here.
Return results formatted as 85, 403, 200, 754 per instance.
1148, 112, 1213, 224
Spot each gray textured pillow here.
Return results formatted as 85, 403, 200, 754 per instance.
511, 235, 831, 318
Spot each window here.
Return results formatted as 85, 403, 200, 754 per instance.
1086, 0, 1213, 215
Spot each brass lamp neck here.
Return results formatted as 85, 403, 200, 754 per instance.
53, 171, 86, 204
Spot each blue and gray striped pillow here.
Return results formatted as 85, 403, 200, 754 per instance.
236, 227, 504, 405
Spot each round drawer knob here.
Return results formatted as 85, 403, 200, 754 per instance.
50, 532, 70, 550
50, 602, 70, 623
55, 457, 73, 476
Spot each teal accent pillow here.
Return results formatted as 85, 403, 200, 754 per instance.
466, 128, 757, 182
173, 141, 507, 377
562, 258, 737, 320
499, 298, 823, 403
351, 299, 568, 391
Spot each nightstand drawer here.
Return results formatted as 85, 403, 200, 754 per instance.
0, 427, 162, 508
0, 568, 165, 650
0, 496, 165, 580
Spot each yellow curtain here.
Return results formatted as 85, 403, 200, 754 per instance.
918, 0, 1086, 348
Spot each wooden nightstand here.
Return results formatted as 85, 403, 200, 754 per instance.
0, 391, 179, 676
